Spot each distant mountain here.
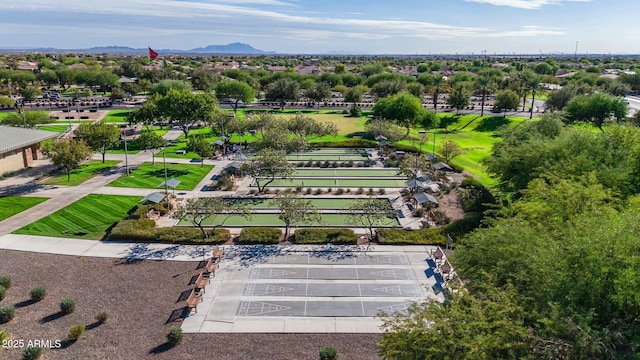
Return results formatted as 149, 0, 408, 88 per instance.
0, 43, 275, 55
188, 42, 274, 54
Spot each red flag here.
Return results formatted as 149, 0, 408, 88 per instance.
148, 47, 158, 60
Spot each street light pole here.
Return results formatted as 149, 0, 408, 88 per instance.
123, 127, 129, 175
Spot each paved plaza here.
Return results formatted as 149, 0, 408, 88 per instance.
183, 245, 445, 333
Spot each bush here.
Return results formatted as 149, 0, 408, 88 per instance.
315, 188, 323, 195
0, 285, 5, 301
60, 298, 76, 315
412, 208, 425, 218
459, 177, 496, 212
167, 326, 183, 347
22, 346, 42, 360
0, 275, 11, 289
0, 304, 16, 323
306, 188, 312, 195
295, 229, 357, 245
0, 328, 9, 343
376, 228, 447, 245
378, 188, 386, 195
108, 220, 230, 244
367, 188, 375, 195
326, 188, 332, 194
356, 187, 364, 195
319, 346, 338, 360
336, 188, 344, 195
238, 228, 281, 244
95, 311, 109, 324
310, 139, 377, 149
29, 286, 47, 302
68, 324, 85, 341
432, 210, 451, 225
295, 186, 303, 193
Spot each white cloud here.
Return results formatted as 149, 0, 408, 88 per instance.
464, 0, 591, 10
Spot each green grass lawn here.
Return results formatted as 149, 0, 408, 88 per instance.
292, 169, 401, 177
179, 212, 398, 227
13, 194, 140, 240
37, 124, 69, 133
107, 162, 213, 190
101, 110, 130, 123
263, 178, 406, 188
0, 112, 13, 123
0, 196, 48, 221
40, 160, 119, 186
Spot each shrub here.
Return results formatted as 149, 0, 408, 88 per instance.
367, 188, 375, 195
22, 346, 42, 360
295, 229, 357, 245
310, 139, 377, 149
315, 188, 323, 195
60, 298, 76, 315
347, 160, 354, 167
297, 162, 305, 167
68, 324, 85, 341
0, 304, 16, 323
319, 346, 338, 360
376, 228, 447, 245
305, 160, 313, 167
95, 311, 109, 324
326, 188, 332, 194
356, 187, 364, 195
108, 220, 229, 244
0, 276, 11, 289
0, 329, 9, 343
167, 326, 183, 347
295, 186, 303, 193
322, 160, 330, 168
238, 228, 281, 244
378, 188, 386, 195
29, 286, 47, 302
412, 208, 425, 218
0, 285, 5, 301
306, 187, 312, 195
336, 188, 344, 195
432, 210, 451, 225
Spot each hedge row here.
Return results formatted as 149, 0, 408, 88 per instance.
108, 220, 230, 244
238, 228, 281, 244
294, 228, 357, 244
376, 227, 447, 245
310, 139, 378, 148
376, 212, 484, 245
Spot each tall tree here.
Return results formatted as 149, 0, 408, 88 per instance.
493, 90, 520, 117
44, 139, 92, 181
564, 93, 627, 130
243, 148, 295, 193
172, 198, 252, 239
155, 89, 218, 138
187, 134, 212, 167
372, 92, 428, 137
190, 69, 219, 93
265, 77, 300, 110
419, 74, 448, 111
474, 75, 494, 116
74, 122, 120, 163
526, 73, 542, 119
215, 80, 255, 114
305, 82, 332, 112
137, 130, 165, 165
447, 84, 470, 115
344, 85, 368, 107
439, 139, 463, 162
270, 192, 322, 240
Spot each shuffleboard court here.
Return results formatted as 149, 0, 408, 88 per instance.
263, 178, 407, 188
292, 169, 401, 177
178, 213, 398, 227
286, 154, 368, 161
223, 197, 391, 210
292, 149, 366, 155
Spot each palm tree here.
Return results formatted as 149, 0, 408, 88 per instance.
428, 75, 448, 111
527, 74, 542, 119
475, 75, 494, 116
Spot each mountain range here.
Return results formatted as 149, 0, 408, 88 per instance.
0, 43, 275, 55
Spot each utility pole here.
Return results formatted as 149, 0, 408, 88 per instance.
574, 41, 579, 59
163, 152, 169, 207
123, 127, 129, 175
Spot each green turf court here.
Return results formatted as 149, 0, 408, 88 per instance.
286, 154, 368, 161
37, 124, 69, 133
292, 169, 401, 177
224, 197, 391, 210
262, 178, 406, 188
180, 213, 398, 227
101, 110, 130, 123
293, 149, 366, 155
0, 196, 48, 222
13, 194, 140, 240
40, 160, 119, 186
107, 162, 213, 190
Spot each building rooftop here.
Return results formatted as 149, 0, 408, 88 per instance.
0, 125, 59, 154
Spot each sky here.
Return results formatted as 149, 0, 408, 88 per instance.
2, 0, 639, 54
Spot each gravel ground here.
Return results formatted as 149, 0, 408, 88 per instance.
0, 250, 381, 360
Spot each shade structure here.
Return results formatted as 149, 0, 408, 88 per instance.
414, 192, 439, 206
140, 192, 167, 204
158, 178, 181, 189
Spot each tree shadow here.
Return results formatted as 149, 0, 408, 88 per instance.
40, 311, 65, 323
346, 131, 374, 140
474, 116, 511, 132
85, 321, 102, 331
149, 342, 174, 354
53, 339, 75, 350
14, 299, 36, 308
438, 115, 461, 129
146, 169, 190, 178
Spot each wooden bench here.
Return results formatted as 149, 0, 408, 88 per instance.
204, 258, 219, 278
186, 288, 202, 313
195, 272, 210, 293
212, 246, 224, 262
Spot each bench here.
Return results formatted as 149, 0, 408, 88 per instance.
175, 150, 186, 155
147, 209, 160, 220
204, 258, 219, 278
195, 272, 210, 293
186, 288, 202, 313
212, 246, 224, 262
